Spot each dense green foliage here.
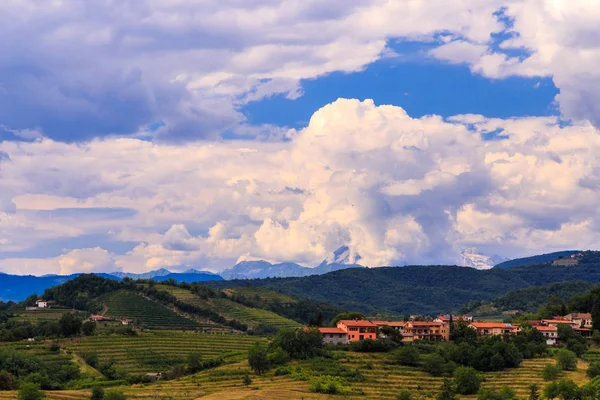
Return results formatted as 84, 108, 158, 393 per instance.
471, 281, 596, 314
208, 263, 600, 314
453, 366, 482, 395
0, 348, 80, 390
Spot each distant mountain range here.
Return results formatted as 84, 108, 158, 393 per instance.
220, 246, 364, 280
0, 270, 223, 302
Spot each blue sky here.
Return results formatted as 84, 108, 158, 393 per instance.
1, 1, 600, 275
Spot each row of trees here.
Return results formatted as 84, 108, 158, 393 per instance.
0, 312, 95, 342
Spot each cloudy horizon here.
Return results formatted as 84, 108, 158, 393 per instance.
2, 0, 600, 276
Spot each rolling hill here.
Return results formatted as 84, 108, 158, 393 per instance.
493, 250, 581, 269
207, 263, 600, 315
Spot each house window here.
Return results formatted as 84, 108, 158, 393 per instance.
330, 334, 333, 338
359, 335, 364, 340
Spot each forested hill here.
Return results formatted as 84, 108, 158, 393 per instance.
207, 263, 600, 315
493, 250, 581, 269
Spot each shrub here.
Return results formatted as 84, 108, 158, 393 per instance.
90, 386, 104, 400
437, 378, 457, 400
267, 347, 290, 366
423, 353, 448, 377
394, 346, 420, 366
243, 374, 252, 386
477, 386, 516, 400
0, 370, 17, 390
454, 366, 482, 395
84, 352, 99, 368
397, 389, 413, 400
48, 342, 60, 353
542, 363, 562, 381
103, 391, 126, 400
18, 383, 44, 400
350, 339, 397, 352
274, 366, 291, 376
588, 362, 600, 378
556, 349, 578, 371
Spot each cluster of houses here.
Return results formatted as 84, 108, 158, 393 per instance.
315, 312, 593, 346
89, 315, 132, 325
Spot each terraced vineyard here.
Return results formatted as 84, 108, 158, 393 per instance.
62, 331, 262, 374
0, 340, 75, 371
102, 290, 202, 330
226, 287, 297, 304
210, 298, 300, 330
12, 308, 78, 323
0, 349, 592, 400
154, 284, 301, 330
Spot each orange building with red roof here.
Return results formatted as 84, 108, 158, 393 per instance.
469, 322, 519, 336
402, 321, 449, 342
336, 319, 377, 342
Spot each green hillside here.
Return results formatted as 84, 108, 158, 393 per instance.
208, 263, 600, 315
153, 284, 301, 330
494, 250, 581, 269
102, 290, 202, 330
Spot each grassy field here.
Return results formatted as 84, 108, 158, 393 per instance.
102, 290, 203, 330
154, 284, 301, 330
61, 331, 263, 375
12, 308, 79, 323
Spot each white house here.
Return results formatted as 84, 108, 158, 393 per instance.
35, 299, 48, 308
536, 326, 558, 345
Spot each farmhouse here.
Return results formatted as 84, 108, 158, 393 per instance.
535, 325, 558, 345
541, 319, 578, 328
434, 314, 472, 323
35, 299, 48, 308
402, 321, 449, 342
336, 319, 378, 342
469, 322, 519, 336
317, 327, 348, 344
565, 313, 593, 328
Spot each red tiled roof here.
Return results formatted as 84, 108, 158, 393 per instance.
535, 326, 557, 332
543, 319, 577, 324
318, 328, 347, 334
470, 322, 515, 329
575, 327, 592, 332
338, 319, 378, 327
371, 320, 406, 327
570, 313, 592, 319
406, 321, 445, 327
89, 315, 111, 320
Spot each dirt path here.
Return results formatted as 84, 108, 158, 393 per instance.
100, 302, 108, 316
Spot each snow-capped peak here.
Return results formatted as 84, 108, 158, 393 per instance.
325, 245, 362, 265
460, 248, 508, 270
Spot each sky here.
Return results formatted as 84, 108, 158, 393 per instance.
2, 0, 600, 275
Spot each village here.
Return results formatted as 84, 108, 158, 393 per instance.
315, 312, 593, 346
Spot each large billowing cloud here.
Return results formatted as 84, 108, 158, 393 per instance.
0, 0, 524, 141
2, 99, 600, 274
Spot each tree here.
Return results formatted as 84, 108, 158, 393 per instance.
380, 325, 403, 344
556, 350, 578, 371
59, 313, 82, 337
331, 312, 365, 326
186, 351, 203, 373
587, 362, 600, 378
394, 346, 420, 367
542, 363, 562, 381
453, 366, 482, 395
270, 328, 323, 359
423, 353, 447, 377
437, 379, 457, 400
0, 370, 17, 390
556, 379, 581, 400
82, 321, 96, 336
248, 341, 270, 375
544, 382, 560, 400
18, 383, 44, 400
528, 384, 540, 400
90, 386, 104, 400
243, 374, 252, 386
